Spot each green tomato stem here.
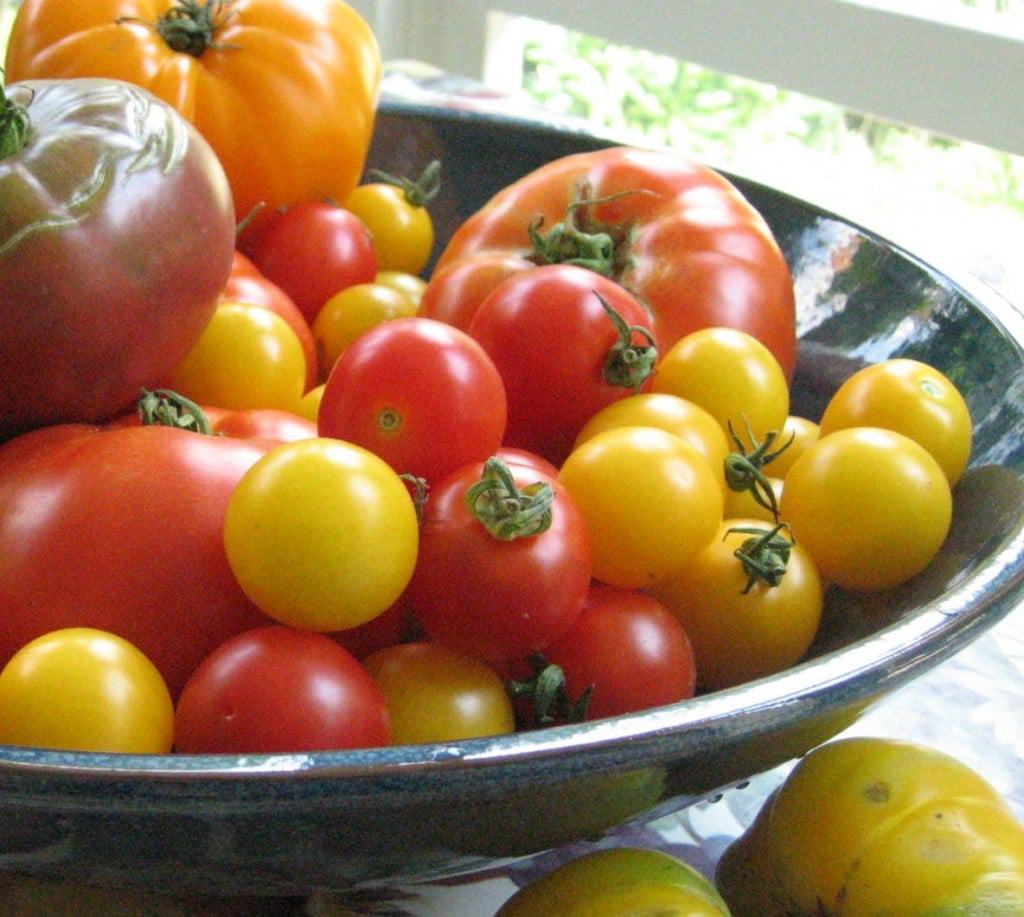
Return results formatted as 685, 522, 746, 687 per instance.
365, 160, 442, 208
137, 388, 214, 435
728, 523, 794, 593
117, 0, 240, 58
595, 291, 658, 389
465, 457, 554, 541
0, 78, 31, 161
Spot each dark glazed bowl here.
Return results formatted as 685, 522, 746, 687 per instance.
1, 101, 1023, 896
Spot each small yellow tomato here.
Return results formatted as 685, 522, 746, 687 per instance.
559, 426, 723, 589
651, 519, 823, 691
363, 642, 515, 744
223, 438, 419, 631
0, 628, 173, 754
780, 426, 952, 591
312, 282, 418, 375
498, 847, 731, 917
652, 327, 789, 443
345, 174, 436, 275
375, 269, 427, 306
297, 383, 326, 424
819, 358, 972, 485
765, 415, 820, 479
723, 476, 785, 524
574, 392, 731, 495
170, 300, 305, 413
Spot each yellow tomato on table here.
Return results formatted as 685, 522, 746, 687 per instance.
717, 737, 1024, 916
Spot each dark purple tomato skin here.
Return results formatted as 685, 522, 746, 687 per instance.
0, 78, 236, 440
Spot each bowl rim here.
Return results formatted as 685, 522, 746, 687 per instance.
2, 101, 1023, 786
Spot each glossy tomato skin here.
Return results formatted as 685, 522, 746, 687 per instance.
0, 78, 234, 440
362, 642, 515, 744
174, 626, 390, 754
240, 201, 378, 323
432, 146, 797, 378
543, 584, 697, 720
420, 252, 535, 331
0, 424, 271, 697
211, 408, 317, 443
468, 264, 658, 466
344, 182, 435, 275
716, 737, 1024, 916
407, 461, 592, 665
0, 627, 174, 754
498, 847, 731, 917
318, 317, 508, 485
6, 0, 382, 229
223, 252, 319, 391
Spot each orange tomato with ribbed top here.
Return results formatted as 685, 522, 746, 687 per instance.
5, 0, 381, 224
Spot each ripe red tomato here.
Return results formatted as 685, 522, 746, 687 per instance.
318, 317, 508, 484
174, 626, 390, 754
223, 252, 319, 391
406, 458, 592, 665
430, 145, 797, 378
419, 252, 534, 331
239, 201, 378, 323
0, 423, 272, 697
0, 78, 235, 440
468, 264, 658, 465
542, 583, 698, 720
211, 408, 317, 443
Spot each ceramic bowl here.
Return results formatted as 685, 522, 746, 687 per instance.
1, 100, 1023, 897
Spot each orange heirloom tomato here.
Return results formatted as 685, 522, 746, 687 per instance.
5, 0, 382, 225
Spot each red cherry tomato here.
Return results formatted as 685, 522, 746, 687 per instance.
318, 317, 508, 484
239, 201, 378, 323
174, 626, 390, 754
406, 458, 592, 665
543, 583, 698, 720
468, 264, 659, 466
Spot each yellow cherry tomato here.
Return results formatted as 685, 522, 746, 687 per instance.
312, 282, 419, 376
223, 438, 419, 631
779, 426, 952, 591
723, 476, 784, 524
375, 269, 427, 307
651, 519, 823, 691
573, 392, 731, 495
652, 327, 790, 443
765, 415, 820, 479
559, 426, 723, 589
498, 847, 731, 916
170, 300, 305, 413
345, 167, 437, 275
0, 628, 173, 754
819, 358, 972, 485
363, 642, 515, 744
297, 383, 326, 424
717, 737, 1024, 916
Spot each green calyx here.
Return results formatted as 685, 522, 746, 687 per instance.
0, 77, 31, 161
366, 160, 442, 208
506, 653, 592, 727
595, 291, 658, 389
528, 182, 650, 278
118, 0, 240, 58
723, 418, 793, 522
137, 388, 214, 435
729, 523, 794, 593
465, 457, 554, 541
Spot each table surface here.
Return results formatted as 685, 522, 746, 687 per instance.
4, 65, 1024, 917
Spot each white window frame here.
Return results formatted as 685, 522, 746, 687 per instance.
355, 0, 1024, 157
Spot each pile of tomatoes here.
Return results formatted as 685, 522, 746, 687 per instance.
0, 142, 973, 758
0, 0, 973, 760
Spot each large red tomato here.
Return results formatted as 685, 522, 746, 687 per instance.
0, 78, 235, 440
428, 145, 797, 378
0, 423, 272, 696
